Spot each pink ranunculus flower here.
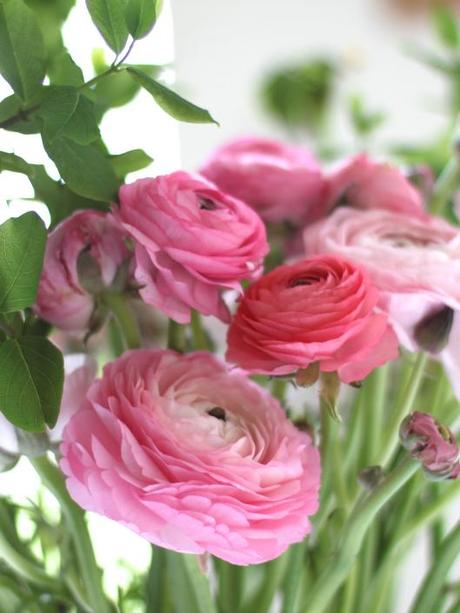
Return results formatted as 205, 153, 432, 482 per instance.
200, 136, 325, 224
35, 210, 130, 334
226, 255, 399, 383
60, 350, 320, 565
0, 354, 96, 456
114, 172, 269, 324
324, 154, 426, 217
400, 412, 460, 479
303, 207, 460, 395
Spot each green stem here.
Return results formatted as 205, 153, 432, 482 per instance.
30, 455, 111, 613
281, 541, 305, 613
376, 353, 427, 467
215, 558, 245, 613
304, 457, 418, 613
430, 157, 460, 216
0, 529, 59, 592
147, 546, 172, 613
337, 562, 358, 613
167, 318, 186, 352
364, 365, 389, 465
410, 521, 460, 613
103, 292, 141, 349
190, 310, 208, 351
246, 554, 287, 613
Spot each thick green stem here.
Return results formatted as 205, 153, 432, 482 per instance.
215, 558, 245, 613
364, 365, 389, 465
30, 455, 111, 613
103, 293, 141, 349
410, 521, 460, 613
246, 554, 287, 613
190, 310, 208, 351
376, 353, 427, 467
167, 319, 186, 352
304, 457, 418, 613
281, 541, 306, 613
430, 157, 460, 216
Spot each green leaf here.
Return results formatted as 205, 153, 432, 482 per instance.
127, 67, 218, 124
39, 87, 100, 144
86, 0, 129, 53
0, 212, 47, 313
0, 0, 46, 101
0, 336, 64, 431
0, 93, 42, 134
166, 552, 217, 613
125, 0, 161, 39
0, 151, 33, 175
48, 49, 84, 87
29, 165, 107, 226
43, 136, 119, 201
110, 148, 152, 178
433, 6, 459, 50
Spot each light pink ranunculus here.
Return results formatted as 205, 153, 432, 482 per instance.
324, 154, 426, 217
114, 172, 269, 324
0, 354, 96, 456
400, 411, 459, 479
200, 136, 325, 224
303, 208, 460, 394
226, 255, 399, 383
35, 211, 130, 334
60, 350, 320, 565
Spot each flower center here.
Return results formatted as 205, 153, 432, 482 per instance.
207, 406, 227, 422
288, 275, 320, 288
199, 197, 218, 211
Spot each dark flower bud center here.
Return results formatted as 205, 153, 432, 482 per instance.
207, 406, 227, 422
199, 197, 218, 211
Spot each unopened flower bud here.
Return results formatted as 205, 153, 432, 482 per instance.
400, 412, 460, 479
413, 306, 454, 354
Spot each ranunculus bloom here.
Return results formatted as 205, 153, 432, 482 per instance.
324, 154, 426, 217
114, 172, 268, 324
200, 136, 325, 224
60, 350, 320, 565
400, 411, 459, 479
226, 255, 399, 383
303, 208, 460, 394
35, 211, 130, 334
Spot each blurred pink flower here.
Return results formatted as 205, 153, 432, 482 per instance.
114, 172, 268, 324
400, 411, 459, 479
303, 207, 460, 395
324, 154, 426, 217
226, 255, 398, 383
200, 136, 325, 224
60, 350, 320, 565
35, 211, 130, 334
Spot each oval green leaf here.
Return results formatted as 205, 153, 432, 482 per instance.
86, 0, 129, 53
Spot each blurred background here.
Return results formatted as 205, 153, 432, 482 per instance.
1, 0, 460, 610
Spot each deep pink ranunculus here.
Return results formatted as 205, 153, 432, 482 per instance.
226, 255, 399, 383
303, 207, 460, 395
200, 136, 325, 224
60, 350, 320, 565
35, 210, 130, 334
114, 172, 268, 324
400, 411, 459, 479
324, 154, 426, 217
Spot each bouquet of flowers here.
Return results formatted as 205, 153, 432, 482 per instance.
0, 1, 459, 612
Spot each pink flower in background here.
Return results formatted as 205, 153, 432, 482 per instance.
400, 412, 459, 479
60, 350, 320, 565
324, 154, 426, 217
200, 136, 325, 224
35, 211, 130, 334
0, 354, 96, 455
115, 172, 268, 324
226, 255, 399, 383
303, 207, 460, 395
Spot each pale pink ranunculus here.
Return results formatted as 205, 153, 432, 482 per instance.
324, 154, 426, 217
200, 136, 325, 224
303, 208, 460, 395
400, 411, 459, 479
60, 350, 320, 565
114, 172, 269, 324
0, 354, 96, 456
35, 211, 130, 334
226, 255, 399, 383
